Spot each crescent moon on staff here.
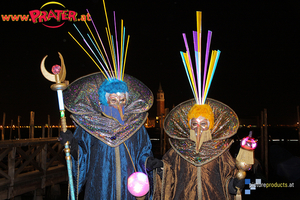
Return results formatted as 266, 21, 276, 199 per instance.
40, 52, 66, 83
58, 52, 66, 82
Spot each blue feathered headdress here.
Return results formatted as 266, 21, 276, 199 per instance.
98, 78, 128, 105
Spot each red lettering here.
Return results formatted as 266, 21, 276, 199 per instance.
1, 15, 10, 21
47, 10, 57, 21
54, 10, 63, 21
19, 15, 30, 21
61, 10, 68, 21
68, 11, 77, 22
80, 15, 86, 22
29, 10, 40, 23
87, 13, 91, 21
39, 11, 48, 22
10, 15, 19, 21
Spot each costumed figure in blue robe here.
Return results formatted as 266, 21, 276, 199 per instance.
61, 73, 156, 200
59, 2, 162, 199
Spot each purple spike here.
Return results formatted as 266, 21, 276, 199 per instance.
113, 11, 120, 79
86, 9, 114, 76
202, 30, 212, 95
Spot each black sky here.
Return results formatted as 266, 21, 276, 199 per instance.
0, 1, 300, 126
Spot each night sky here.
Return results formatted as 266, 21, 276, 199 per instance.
1, 1, 300, 126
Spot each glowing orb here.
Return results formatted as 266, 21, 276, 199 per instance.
127, 172, 149, 197
241, 136, 257, 150
52, 65, 61, 74
236, 160, 252, 171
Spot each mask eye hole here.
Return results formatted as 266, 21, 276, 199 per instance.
200, 122, 207, 126
110, 98, 117, 104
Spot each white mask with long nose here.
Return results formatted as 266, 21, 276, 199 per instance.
106, 92, 127, 121
189, 116, 212, 152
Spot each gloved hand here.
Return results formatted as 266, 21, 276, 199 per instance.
228, 178, 245, 195
146, 157, 163, 171
146, 157, 163, 178
59, 130, 78, 160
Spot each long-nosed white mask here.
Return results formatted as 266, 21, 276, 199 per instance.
189, 116, 212, 152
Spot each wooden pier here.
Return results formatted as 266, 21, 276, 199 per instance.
0, 138, 67, 199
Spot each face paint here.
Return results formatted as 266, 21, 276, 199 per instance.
106, 92, 127, 120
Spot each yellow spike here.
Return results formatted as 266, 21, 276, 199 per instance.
83, 20, 113, 78
122, 35, 130, 80
102, 0, 112, 43
183, 52, 199, 104
105, 27, 117, 78
103, 0, 119, 79
203, 50, 217, 101
68, 32, 108, 80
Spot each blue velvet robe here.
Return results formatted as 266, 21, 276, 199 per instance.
71, 125, 153, 200
63, 73, 155, 199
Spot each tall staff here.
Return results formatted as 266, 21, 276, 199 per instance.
40, 52, 75, 200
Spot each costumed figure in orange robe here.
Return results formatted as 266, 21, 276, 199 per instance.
153, 11, 244, 200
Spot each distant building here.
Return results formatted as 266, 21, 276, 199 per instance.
144, 83, 168, 128
157, 83, 165, 117
156, 83, 166, 128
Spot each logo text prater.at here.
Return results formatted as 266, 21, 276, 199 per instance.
1, 2, 91, 28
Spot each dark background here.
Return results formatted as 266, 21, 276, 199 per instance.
1, 0, 300, 125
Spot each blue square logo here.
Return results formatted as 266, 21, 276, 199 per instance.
245, 179, 251, 185
245, 189, 251, 195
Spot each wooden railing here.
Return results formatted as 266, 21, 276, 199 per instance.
0, 138, 67, 199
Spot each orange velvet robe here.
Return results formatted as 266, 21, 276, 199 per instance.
153, 148, 237, 200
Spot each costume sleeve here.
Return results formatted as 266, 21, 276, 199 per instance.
152, 160, 175, 200
135, 126, 154, 200
153, 149, 176, 200
218, 150, 237, 200
71, 127, 93, 195
135, 126, 153, 173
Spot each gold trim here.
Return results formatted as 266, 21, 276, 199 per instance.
161, 160, 166, 200
197, 166, 202, 200
115, 146, 121, 200
76, 148, 80, 200
152, 168, 157, 199
123, 143, 136, 172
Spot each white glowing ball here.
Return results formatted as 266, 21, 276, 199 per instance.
127, 172, 149, 197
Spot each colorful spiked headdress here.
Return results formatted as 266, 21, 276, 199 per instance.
64, 1, 153, 146
162, 11, 239, 164
180, 11, 221, 130
68, 1, 129, 80
181, 11, 220, 106
68, 1, 131, 124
